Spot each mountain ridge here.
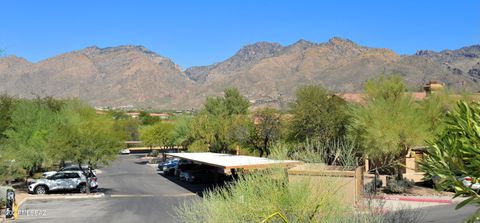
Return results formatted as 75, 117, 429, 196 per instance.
1, 38, 479, 109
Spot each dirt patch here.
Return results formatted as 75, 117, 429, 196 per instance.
15, 189, 29, 206
405, 185, 454, 196
377, 185, 454, 197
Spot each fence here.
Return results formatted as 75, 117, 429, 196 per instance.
287, 164, 364, 206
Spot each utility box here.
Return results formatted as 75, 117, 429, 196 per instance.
0, 186, 15, 219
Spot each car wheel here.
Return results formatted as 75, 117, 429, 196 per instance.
78, 184, 87, 193
35, 185, 47, 195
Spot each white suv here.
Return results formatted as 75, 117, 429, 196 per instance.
28, 170, 98, 194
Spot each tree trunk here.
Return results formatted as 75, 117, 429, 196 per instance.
78, 163, 91, 194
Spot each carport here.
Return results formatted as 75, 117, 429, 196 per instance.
164, 152, 302, 183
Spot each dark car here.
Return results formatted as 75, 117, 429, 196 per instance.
181, 168, 217, 183
157, 158, 179, 170
160, 160, 179, 175
174, 163, 197, 178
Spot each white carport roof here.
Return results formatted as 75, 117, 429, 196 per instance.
165, 152, 302, 169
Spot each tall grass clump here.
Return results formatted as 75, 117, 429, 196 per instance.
270, 139, 360, 168
175, 169, 348, 223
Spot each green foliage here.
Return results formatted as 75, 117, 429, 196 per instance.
175, 169, 347, 223
171, 116, 194, 149
113, 118, 140, 141
420, 90, 457, 136
233, 108, 282, 157
0, 95, 17, 141
364, 75, 406, 101
175, 168, 421, 223
270, 139, 359, 167
384, 177, 415, 194
139, 111, 160, 125
107, 110, 130, 120
289, 85, 349, 143
350, 76, 430, 173
54, 100, 123, 168
188, 88, 249, 152
419, 101, 480, 222
3, 100, 58, 175
140, 122, 175, 148
223, 88, 250, 115
0, 97, 123, 182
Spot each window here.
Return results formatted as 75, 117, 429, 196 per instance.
52, 173, 68, 179
65, 173, 80, 178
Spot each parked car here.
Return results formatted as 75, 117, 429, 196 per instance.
43, 165, 95, 178
432, 175, 480, 191
459, 176, 480, 190
181, 166, 218, 183
158, 159, 179, 172
120, 148, 131, 155
28, 170, 98, 194
174, 163, 197, 178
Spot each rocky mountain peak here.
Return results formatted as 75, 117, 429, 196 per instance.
234, 42, 284, 61
327, 37, 357, 46
291, 39, 315, 47
1, 38, 479, 109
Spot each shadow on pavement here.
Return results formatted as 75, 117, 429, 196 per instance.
156, 172, 220, 197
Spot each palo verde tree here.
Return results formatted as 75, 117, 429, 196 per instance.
55, 100, 123, 193
419, 101, 480, 223
350, 75, 430, 177
2, 100, 58, 176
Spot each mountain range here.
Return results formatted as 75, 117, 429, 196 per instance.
1, 37, 479, 109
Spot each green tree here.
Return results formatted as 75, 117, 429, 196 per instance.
139, 111, 160, 125
3, 100, 58, 176
0, 94, 17, 141
140, 122, 175, 148
420, 90, 459, 136
53, 100, 123, 193
189, 88, 249, 153
108, 110, 129, 120
289, 85, 349, 143
234, 108, 282, 157
171, 116, 194, 149
350, 75, 430, 177
113, 119, 140, 141
419, 101, 480, 222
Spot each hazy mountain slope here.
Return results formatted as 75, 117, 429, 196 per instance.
193, 38, 476, 107
0, 46, 194, 108
0, 38, 479, 109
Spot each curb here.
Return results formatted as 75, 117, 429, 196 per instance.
18, 193, 105, 207
372, 196, 453, 204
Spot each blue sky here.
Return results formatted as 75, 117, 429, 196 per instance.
1, 0, 479, 68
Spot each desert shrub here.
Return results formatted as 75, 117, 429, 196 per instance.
270, 139, 360, 168
175, 168, 423, 223
175, 169, 349, 223
149, 150, 160, 157
364, 179, 383, 194
384, 177, 414, 194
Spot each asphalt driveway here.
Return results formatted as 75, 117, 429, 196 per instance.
17, 155, 200, 223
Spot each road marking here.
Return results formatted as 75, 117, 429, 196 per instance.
109, 194, 155, 198
162, 193, 197, 197
108, 193, 196, 198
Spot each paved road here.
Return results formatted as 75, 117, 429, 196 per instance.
420, 203, 478, 223
17, 155, 205, 223
17, 154, 479, 223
